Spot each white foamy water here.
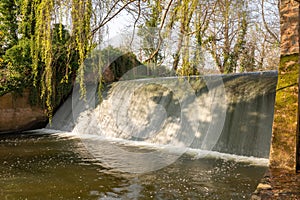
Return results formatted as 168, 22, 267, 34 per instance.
38, 129, 269, 167
68, 77, 229, 173
45, 73, 277, 173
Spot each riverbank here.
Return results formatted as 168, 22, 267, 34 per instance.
0, 90, 47, 133
251, 168, 300, 199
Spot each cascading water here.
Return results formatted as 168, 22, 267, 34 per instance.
48, 71, 277, 172
192, 71, 277, 158
0, 71, 278, 199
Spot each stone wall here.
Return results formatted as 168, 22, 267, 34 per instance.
0, 90, 47, 133
270, 0, 300, 170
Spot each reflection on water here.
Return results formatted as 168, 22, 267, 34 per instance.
0, 132, 266, 199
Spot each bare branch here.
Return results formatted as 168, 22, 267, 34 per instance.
130, 0, 141, 46
261, 0, 279, 43
91, 0, 137, 36
144, 0, 174, 63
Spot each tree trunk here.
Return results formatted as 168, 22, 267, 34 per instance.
270, 0, 300, 171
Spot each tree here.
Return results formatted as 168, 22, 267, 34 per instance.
270, 0, 299, 171
137, 0, 162, 65
254, 0, 280, 71
1, 38, 32, 94
51, 24, 79, 107
0, 0, 19, 57
205, 0, 249, 73
0, 0, 281, 114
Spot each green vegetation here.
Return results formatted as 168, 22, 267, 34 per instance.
1, 38, 32, 94
0, 0, 19, 56
0, 0, 280, 117
0, 0, 83, 116
0, 24, 78, 113
0, 4, 79, 117
271, 53, 299, 170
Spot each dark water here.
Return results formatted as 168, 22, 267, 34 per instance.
0, 132, 267, 200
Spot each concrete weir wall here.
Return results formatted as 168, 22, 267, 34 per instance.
52, 72, 277, 158
0, 90, 47, 133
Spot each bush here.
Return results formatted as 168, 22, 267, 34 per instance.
0, 38, 32, 95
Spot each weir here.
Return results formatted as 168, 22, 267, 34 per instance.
48, 71, 277, 159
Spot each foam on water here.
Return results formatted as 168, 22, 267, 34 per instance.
45, 72, 277, 172
38, 129, 269, 167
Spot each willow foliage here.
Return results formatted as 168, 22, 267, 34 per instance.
20, 0, 92, 116
11, 0, 279, 116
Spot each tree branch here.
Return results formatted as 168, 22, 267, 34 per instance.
91, 0, 137, 36
261, 0, 279, 43
130, 0, 141, 47
144, 0, 174, 63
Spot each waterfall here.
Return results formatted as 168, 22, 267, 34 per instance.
48, 71, 277, 159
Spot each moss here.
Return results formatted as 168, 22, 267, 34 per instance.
279, 53, 299, 72
270, 53, 299, 170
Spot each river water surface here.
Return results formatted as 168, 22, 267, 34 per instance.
0, 73, 278, 199
0, 131, 267, 199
